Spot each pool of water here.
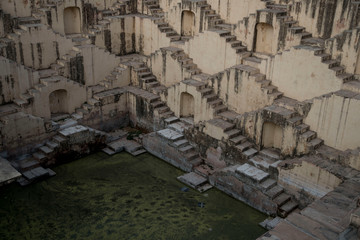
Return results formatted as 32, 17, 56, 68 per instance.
0, 152, 266, 240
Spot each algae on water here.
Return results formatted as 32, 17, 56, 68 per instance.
0, 152, 266, 240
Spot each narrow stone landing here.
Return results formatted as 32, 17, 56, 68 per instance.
0, 157, 21, 186
177, 172, 213, 192
103, 138, 147, 156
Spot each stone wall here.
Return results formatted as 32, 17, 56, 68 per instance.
305, 90, 360, 151
0, 112, 48, 155
278, 160, 342, 200
0, 56, 39, 104
271, 46, 343, 101
209, 65, 275, 114
325, 27, 360, 74
290, 0, 360, 39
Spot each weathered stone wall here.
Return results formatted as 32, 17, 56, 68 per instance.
325, 27, 360, 74
0, 112, 49, 156
81, 90, 129, 131
271, 46, 343, 101
0, 56, 39, 104
289, 0, 360, 39
304, 91, 360, 151
9, 25, 74, 70
209, 173, 278, 216
143, 132, 193, 172
79, 45, 121, 86
235, 110, 305, 157
278, 160, 342, 199
127, 91, 162, 131
149, 48, 191, 87
181, 30, 241, 74
209, 65, 275, 114
30, 79, 87, 119
0, 0, 38, 18
207, 0, 266, 25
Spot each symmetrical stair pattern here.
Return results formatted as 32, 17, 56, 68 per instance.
143, 0, 189, 43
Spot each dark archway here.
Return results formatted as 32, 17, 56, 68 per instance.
262, 121, 283, 149
49, 89, 68, 115
180, 92, 195, 117
255, 23, 274, 54
181, 10, 195, 37
64, 7, 81, 34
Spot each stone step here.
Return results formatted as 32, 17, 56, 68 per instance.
236, 163, 269, 184
131, 149, 147, 156
259, 148, 281, 161
208, 98, 223, 107
307, 138, 323, 150
301, 130, 316, 141
213, 104, 227, 114
52, 135, 66, 144
224, 128, 241, 139
198, 87, 213, 96
230, 135, 247, 145
16, 158, 40, 172
102, 147, 116, 155
249, 155, 275, 172
179, 145, 194, 154
207, 118, 235, 132
185, 151, 199, 161
164, 116, 179, 125
39, 145, 53, 155
295, 123, 310, 134
203, 93, 217, 103
285, 212, 338, 239
155, 106, 170, 114
167, 121, 188, 133
159, 111, 174, 119
266, 185, 284, 199
157, 128, 184, 142
189, 158, 203, 169
243, 148, 258, 159
235, 141, 253, 152
287, 116, 303, 126
218, 110, 239, 123
194, 164, 215, 178
273, 193, 291, 206
278, 201, 298, 217
260, 178, 277, 191
177, 172, 209, 192
172, 139, 189, 148
22, 166, 49, 181
32, 152, 47, 161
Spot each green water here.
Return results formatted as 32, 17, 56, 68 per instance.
0, 152, 266, 240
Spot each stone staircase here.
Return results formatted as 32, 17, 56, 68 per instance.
156, 118, 203, 169
11, 123, 108, 186
181, 78, 237, 120
234, 159, 299, 218
157, 47, 202, 76
234, 62, 284, 101
143, 0, 190, 43
197, 1, 250, 58
133, 63, 167, 94
259, 2, 356, 84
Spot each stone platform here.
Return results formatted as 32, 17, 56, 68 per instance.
0, 157, 21, 186
177, 172, 213, 192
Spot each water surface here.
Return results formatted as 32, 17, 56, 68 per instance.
0, 152, 266, 240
